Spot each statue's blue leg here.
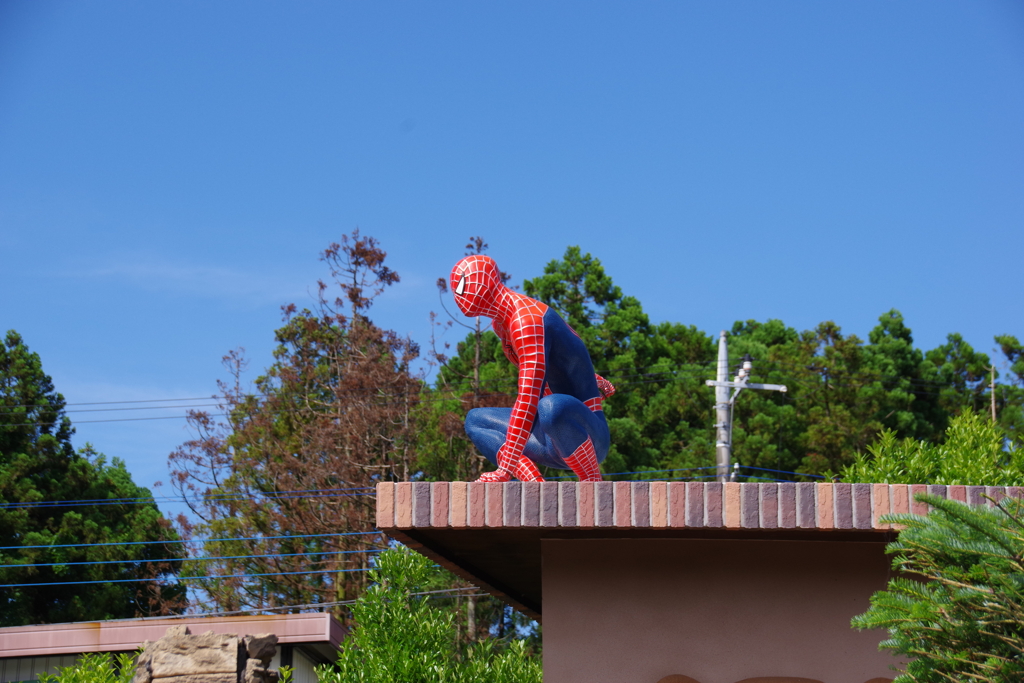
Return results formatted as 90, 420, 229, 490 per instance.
464, 407, 512, 466
531, 394, 610, 470
466, 397, 610, 472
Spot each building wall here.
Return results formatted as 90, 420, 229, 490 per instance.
0, 655, 84, 683
542, 538, 902, 683
270, 646, 320, 683
2, 646, 323, 683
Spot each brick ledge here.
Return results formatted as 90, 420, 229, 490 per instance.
376, 481, 1020, 532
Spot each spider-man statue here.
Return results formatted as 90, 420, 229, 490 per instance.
450, 254, 614, 483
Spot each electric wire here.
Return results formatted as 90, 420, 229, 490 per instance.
0, 369, 967, 428
0, 372, 709, 427
0, 334, 1009, 418
0, 565, 375, 589
0, 486, 376, 510
0, 547, 385, 570
0, 530, 382, 552
0, 359, 718, 416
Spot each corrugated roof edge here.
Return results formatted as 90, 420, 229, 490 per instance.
0, 612, 344, 658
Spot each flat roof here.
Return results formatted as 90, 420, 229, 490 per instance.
0, 613, 344, 660
377, 481, 1015, 619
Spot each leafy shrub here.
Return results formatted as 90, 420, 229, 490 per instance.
37, 653, 136, 683
841, 411, 1022, 485
319, 547, 541, 683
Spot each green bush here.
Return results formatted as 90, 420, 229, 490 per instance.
37, 653, 136, 683
841, 410, 1022, 485
319, 547, 541, 683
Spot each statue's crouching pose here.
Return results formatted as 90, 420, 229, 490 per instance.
450, 255, 614, 483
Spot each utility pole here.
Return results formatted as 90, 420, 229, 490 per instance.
706, 331, 788, 483
713, 332, 731, 484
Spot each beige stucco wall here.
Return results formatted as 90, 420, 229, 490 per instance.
542, 538, 903, 683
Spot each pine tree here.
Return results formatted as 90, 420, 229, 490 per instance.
0, 330, 184, 625
995, 334, 1024, 448
853, 494, 1024, 682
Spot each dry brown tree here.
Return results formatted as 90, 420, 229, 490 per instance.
169, 231, 420, 621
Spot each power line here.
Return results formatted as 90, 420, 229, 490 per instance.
0, 530, 382, 552
0, 485, 375, 511
0, 365, 970, 429
739, 465, 825, 478
0, 363, 868, 426
0, 547, 385, 570
49, 403, 222, 415
0, 337, 1008, 418
3, 413, 231, 426
16, 396, 221, 407
0, 359, 719, 415
0, 565, 374, 590
0, 370, 718, 427
749, 356, 994, 391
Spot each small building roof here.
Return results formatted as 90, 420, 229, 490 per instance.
0, 613, 344, 661
377, 481, 1016, 619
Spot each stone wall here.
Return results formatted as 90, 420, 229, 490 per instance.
132, 625, 280, 683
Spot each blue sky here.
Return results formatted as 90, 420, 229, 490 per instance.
1, 1, 1022, 513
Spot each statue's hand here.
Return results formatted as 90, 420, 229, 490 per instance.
596, 374, 616, 398
478, 444, 545, 483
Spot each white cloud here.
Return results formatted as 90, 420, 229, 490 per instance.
73, 260, 311, 307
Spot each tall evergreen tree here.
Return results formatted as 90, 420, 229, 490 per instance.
995, 334, 1024, 447
516, 247, 1019, 479
0, 331, 184, 626
728, 312, 950, 476
525, 246, 716, 476
925, 332, 993, 418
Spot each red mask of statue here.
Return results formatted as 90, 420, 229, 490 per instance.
450, 255, 504, 318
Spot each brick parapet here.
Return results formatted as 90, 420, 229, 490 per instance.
377, 481, 1020, 531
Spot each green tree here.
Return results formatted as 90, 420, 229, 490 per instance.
995, 334, 1024, 448
524, 246, 716, 477
321, 547, 542, 683
863, 309, 945, 440
522, 245, 622, 345
841, 411, 1023, 486
925, 333, 992, 418
852, 494, 1024, 682
729, 316, 898, 476
727, 311, 982, 477
0, 330, 184, 626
